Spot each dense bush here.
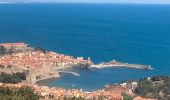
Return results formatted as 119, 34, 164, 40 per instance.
0, 45, 18, 55
121, 93, 133, 100
135, 76, 170, 100
0, 46, 6, 56
57, 96, 86, 100
71, 96, 86, 100
0, 64, 5, 68
0, 72, 26, 84
0, 86, 39, 100
34, 47, 46, 53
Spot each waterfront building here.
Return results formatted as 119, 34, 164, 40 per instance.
0, 43, 29, 50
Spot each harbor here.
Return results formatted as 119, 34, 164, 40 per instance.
0, 43, 153, 84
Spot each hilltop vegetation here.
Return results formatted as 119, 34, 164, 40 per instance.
135, 76, 170, 100
0, 45, 46, 56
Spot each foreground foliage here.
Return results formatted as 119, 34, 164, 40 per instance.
0, 86, 39, 100
121, 93, 133, 100
135, 76, 170, 100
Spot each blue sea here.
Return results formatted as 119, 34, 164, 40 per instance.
0, 3, 170, 91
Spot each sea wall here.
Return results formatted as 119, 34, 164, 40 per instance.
26, 67, 60, 83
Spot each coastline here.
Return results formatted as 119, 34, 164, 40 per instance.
36, 76, 59, 86
0, 42, 153, 90
31, 61, 153, 87
35, 65, 81, 85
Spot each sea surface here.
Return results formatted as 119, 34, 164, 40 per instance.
0, 3, 170, 91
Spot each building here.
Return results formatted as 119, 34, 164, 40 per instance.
0, 43, 29, 50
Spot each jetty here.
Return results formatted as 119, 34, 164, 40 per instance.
90, 60, 152, 70
57, 71, 80, 76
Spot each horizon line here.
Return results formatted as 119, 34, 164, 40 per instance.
0, 1, 170, 5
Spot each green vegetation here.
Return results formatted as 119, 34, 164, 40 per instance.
0, 86, 39, 100
0, 46, 7, 56
0, 64, 5, 68
121, 93, 133, 100
0, 45, 17, 55
34, 47, 46, 53
0, 72, 26, 84
98, 95, 106, 100
55, 96, 87, 100
135, 76, 170, 100
70, 96, 86, 100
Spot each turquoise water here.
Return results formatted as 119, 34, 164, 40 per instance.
0, 4, 170, 91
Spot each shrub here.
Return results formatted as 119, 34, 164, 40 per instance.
122, 93, 133, 100
0, 46, 6, 55
6, 65, 12, 68
0, 72, 26, 84
34, 47, 46, 53
0, 64, 5, 68
135, 76, 170, 100
0, 86, 39, 100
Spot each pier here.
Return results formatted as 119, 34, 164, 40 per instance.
90, 60, 152, 70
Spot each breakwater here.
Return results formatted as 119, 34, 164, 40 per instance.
89, 60, 152, 70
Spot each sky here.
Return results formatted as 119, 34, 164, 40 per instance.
0, 0, 170, 4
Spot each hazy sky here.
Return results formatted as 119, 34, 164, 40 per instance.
0, 0, 170, 4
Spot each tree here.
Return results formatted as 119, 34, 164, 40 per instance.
0, 72, 26, 84
135, 76, 170, 100
0, 64, 5, 68
0, 46, 6, 55
122, 93, 133, 100
0, 86, 39, 100
34, 47, 46, 53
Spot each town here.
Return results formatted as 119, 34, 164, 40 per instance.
0, 43, 161, 100
0, 43, 92, 83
